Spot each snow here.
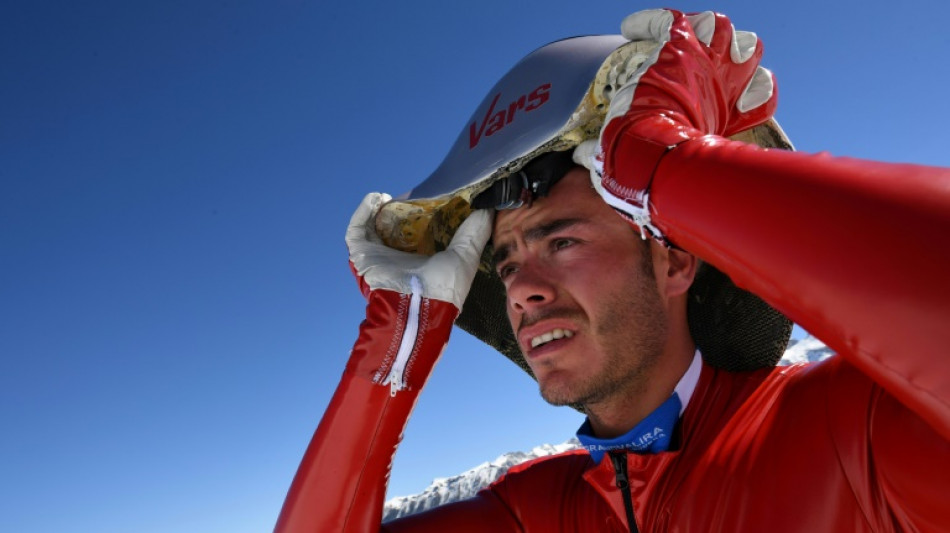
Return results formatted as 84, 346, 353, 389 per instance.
383, 440, 581, 521
779, 335, 834, 366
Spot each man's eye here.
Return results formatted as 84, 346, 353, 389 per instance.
497, 264, 518, 279
552, 238, 574, 250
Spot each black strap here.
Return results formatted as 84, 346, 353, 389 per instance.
471, 150, 576, 210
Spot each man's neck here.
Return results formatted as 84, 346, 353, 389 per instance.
584, 342, 697, 439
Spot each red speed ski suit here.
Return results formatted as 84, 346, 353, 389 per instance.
387, 356, 949, 531
276, 10, 950, 531
277, 138, 950, 533
275, 142, 950, 533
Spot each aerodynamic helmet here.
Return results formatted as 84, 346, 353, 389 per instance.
374, 35, 793, 381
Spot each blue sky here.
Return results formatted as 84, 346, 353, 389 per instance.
2, 1, 948, 532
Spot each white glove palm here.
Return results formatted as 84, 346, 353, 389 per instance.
345, 192, 493, 310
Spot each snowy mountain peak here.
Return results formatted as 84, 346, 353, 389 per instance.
779, 335, 834, 366
383, 440, 580, 522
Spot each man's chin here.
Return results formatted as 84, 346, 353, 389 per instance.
538, 381, 583, 407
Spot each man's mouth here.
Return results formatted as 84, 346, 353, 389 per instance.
530, 328, 575, 349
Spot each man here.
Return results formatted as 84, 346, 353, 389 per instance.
490, 166, 698, 439
277, 9, 950, 532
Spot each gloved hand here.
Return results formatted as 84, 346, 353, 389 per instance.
344, 192, 492, 394
345, 192, 493, 310
573, 9, 777, 242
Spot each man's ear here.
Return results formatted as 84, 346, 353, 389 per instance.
653, 242, 698, 298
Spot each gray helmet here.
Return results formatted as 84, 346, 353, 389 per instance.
375, 35, 792, 379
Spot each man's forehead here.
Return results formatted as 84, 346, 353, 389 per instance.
492, 206, 584, 240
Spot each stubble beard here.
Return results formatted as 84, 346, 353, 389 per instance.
537, 250, 668, 408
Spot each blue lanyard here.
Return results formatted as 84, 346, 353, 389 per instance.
576, 393, 682, 463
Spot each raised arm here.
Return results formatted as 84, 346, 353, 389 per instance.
575, 9, 950, 439
275, 194, 492, 532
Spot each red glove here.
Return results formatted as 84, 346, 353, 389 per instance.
574, 9, 776, 242
575, 9, 950, 442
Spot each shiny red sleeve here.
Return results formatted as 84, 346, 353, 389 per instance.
820, 355, 950, 530
274, 289, 460, 532
870, 384, 950, 530
638, 135, 950, 440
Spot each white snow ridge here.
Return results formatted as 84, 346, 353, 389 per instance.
383, 441, 580, 522
384, 335, 833, 521
779, 335, 834, 366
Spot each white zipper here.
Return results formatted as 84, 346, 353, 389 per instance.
385, 275, 422, 396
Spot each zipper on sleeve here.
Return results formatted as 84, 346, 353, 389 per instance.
609, 451, 640, 533
385, 276, 423, 396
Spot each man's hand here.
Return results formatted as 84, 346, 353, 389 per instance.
573, 9, 776, 241
346, 192, 493, 310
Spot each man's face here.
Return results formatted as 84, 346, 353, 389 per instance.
492, 168, 669, 407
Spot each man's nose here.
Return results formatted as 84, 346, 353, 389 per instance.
507, 262, 557, 314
